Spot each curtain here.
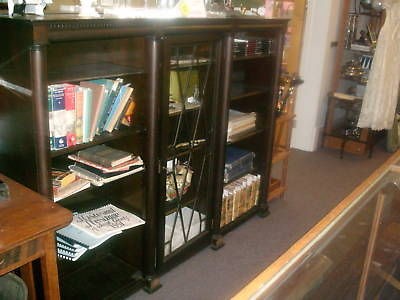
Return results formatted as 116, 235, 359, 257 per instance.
357, 0, 400, 130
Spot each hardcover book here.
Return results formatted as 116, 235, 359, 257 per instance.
80, 81, 106, 141
68, 153, 143, 173
103, 84, 133, 133
77, 144, 133, 168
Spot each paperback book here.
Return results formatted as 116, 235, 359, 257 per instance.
72, 204, 145, 237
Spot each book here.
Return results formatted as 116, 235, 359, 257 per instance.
114, 96, 134, 130
48, 84, 67, 149
57, 241, 88, 261
76, 144, 133, 168
67, 154, 143, 173
72, 204, 145, 237
119, 98, 136, 127
57, 223, 121, 249
64, 83, 77, 147
53, 178, 91, 202
74, 86, 85, 144
81, 86, 93, 143
68, 164, 144, 186
97, 78, 124, 133
103, 84, 134, 133
51, 169, 76, 187
90, 78, 115, 134
80, 81, 106, 142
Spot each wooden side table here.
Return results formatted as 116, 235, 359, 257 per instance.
0, 173, 72, 300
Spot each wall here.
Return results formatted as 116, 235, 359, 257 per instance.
291, 0, 343, 151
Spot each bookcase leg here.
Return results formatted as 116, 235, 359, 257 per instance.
257, 202, 270, 218
143, 275, 162, 294
211, 234, 225, 250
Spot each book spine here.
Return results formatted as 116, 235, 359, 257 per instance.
75, 87, 84, 145
64, 83, 77, 147
82, 87, 93, 143
49, 84, 67, 149
119, 98, 136, 127
103, 85, 130, 133
98, 78, 123, 132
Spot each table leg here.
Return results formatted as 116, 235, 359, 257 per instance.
20, 263, 37, 300
40, 232, 61, 300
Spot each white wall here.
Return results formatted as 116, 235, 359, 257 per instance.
291, 0, 343, 151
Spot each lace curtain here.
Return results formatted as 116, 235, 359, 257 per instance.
357, 0, 400, 130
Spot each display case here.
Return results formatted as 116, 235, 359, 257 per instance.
234, 150, 400, 299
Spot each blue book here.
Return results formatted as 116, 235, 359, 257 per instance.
97, 78, 123, 133
103, 84, 133, 133
48, 84, 67, 150
224, 146, 255, 183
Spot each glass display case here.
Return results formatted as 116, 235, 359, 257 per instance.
234, 151, 400, 299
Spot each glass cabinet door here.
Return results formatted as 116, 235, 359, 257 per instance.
158, 36, 220, 264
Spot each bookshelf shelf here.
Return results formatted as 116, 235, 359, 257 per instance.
50, 126, 144, 158
48, 63, 146, 84
233, 54, 272, 61
231, 87, 269, 101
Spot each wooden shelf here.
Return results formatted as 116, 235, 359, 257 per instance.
275, 112, 295, 125
272, 147, 290, 163
268, 185, 286, 201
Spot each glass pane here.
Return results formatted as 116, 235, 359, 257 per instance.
164, 40, 216, 258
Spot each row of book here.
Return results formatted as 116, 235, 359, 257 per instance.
49, 78, 136, 150
233, 38, 273, 58
227, 109, 257, 142
56, 204, 145, 261
220, 173, 260, 227
52, 145, 144, 201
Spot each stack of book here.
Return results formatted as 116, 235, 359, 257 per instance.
68, 144, 144, 186
56, 204, 145, 261
48, 79, 136, 150
220, 173, 260, 227
227, 109, 257, 142
52, 169, 91, 202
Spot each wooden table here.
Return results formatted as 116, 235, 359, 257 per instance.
0, 173, 72, 300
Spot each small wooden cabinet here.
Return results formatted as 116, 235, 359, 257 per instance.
267, 0, 306, 201
0, 16, 287, 298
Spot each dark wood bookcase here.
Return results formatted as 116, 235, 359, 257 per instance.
0, 16, 286, 298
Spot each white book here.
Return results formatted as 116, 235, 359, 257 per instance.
72, 204, 145, 237
57, 223, 121, 249
68, 164, 144, 186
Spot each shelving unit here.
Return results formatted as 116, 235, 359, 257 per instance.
0, 25, 149, 298
323, 0, 384, 157
267, 0, 306, 201
0, 16, 287, 297
212, 26, 287, 248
